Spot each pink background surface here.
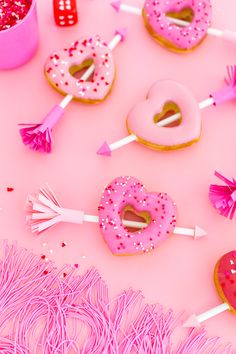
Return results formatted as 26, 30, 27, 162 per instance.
1, 0, 236, 348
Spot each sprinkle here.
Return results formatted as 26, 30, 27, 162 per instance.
61, 241, 67, 248
7, 187, 14, 192
41, 255, 49, 262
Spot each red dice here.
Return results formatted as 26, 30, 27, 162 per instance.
53, 0, 78, 27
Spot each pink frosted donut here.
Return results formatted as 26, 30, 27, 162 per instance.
215, 251, 236, 314
44, 35, 115, 103
143, 0, 212, 52
98, 176, 177, 256
127, 80, 201, 151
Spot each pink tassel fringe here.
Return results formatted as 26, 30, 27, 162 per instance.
26, 185, 85, 235
209, 171, 236, 220
0, 240, 234, 353
19, 123, 53, 153
19, 105, 64, 153
211, 65, 236, 105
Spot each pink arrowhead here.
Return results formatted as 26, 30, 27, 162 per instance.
183, 314, 200, 328
115, 28, 128, 41
111, 0, 121, 12
194, 225, 207, 239
97, 142, 112, 156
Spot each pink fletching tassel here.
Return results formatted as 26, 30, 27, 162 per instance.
27, 185, 84, 234
19, 105, 64, 153
210, 65, 236, 105
0, 240, 235, 353
209, 171, 236, 220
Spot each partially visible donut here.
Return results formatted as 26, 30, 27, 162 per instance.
143, 0, 212, 53
214, 251, 236, 315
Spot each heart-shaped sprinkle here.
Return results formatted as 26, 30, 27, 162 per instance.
215, 251, 236, 312
127, 80, 201, 151
98, 176, 177, 256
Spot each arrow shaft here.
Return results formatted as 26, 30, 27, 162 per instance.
156, 111, 181, 127
198, 97, 214, 109
83, 213, 196, 237
169, 17, 223, 37
59, 34, 122, 109
110, 134, 137, 150
120, 3, 142, 15
173, 226, 194, 236
157, 98, 214, 127
197, 303, 230, 323
83, 214, 99, 223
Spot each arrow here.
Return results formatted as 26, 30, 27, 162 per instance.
183, 303, 230, 327
97, 97, 214, 156
19, 28, 127, 153
27, 185, 207, 239
83, 214, 206, 239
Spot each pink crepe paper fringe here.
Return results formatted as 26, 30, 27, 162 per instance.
0, 240, 235, 353
26, 184, 85, 235
19, 124, 53, 153
19, 105, 64, 153
211, 65, 236, 105
209, 171, 236, 220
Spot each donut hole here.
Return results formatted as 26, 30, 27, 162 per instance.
153, 101, 182, 127
166, 7, 194, 26
69, 59, 95, 81
121, 205, 151, 232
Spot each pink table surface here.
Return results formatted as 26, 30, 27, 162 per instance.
1, 0, 236, 348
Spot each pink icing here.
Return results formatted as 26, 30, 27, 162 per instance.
98, 176, 177, 256
215, 251, 236, 312
143, 0, 212, 50
44, 35, 115, 102
127, 80, 201, 149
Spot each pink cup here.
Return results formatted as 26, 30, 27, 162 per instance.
0, 0, 39, 69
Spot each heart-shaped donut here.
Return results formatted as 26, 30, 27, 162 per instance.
98, 176, 177, 256
127, 80, 201, 151
214, 251, 236, 313
143, 0, 212, 53
44, 35, 115, 103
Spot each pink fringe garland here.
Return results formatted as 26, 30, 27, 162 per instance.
0, 240, 234, 354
